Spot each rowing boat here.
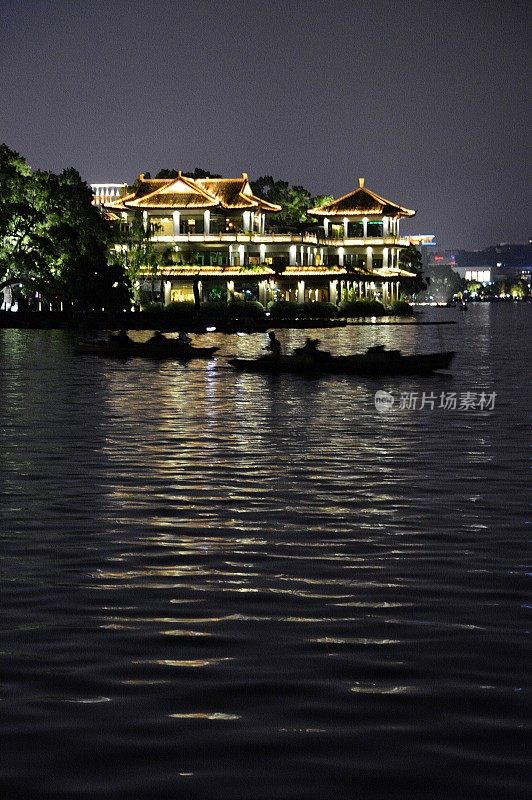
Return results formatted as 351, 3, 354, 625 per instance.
76, 340, 219, 360
228, 346, 454, 376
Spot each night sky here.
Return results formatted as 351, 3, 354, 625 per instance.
1, 0, 530, 249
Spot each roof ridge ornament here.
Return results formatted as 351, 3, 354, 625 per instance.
359, 177, 365, 188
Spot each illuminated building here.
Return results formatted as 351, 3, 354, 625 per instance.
101, 173, 418, 305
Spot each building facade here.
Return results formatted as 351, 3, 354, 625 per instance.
102, 173, 418, 305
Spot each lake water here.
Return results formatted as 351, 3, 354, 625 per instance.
1, 303, 530, 800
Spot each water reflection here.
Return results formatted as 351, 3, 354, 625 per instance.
1, 304, 530, 800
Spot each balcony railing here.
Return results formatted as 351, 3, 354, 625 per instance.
151, 231, 411, 247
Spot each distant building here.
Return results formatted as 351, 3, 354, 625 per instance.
91, 183, 128, 207
103, 173, 418, 305
452, 242, 532, 283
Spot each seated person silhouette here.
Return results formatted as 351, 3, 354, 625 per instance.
147, 330, 168, 346
111, 329, 133, 346
265, 331, 282, 357
295, 337, 320, 355
177, 331, 192, 347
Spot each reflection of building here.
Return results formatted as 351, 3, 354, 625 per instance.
104, 173, 418, 305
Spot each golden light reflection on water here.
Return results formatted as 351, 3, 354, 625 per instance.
312, 637, 400, 645
350, 684, 416, 694
169, 712, 241, 720
132, 658, 234, 668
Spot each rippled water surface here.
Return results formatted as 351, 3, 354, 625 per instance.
1, 304, 530, 799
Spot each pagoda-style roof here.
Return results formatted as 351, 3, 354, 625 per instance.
108, 172, 281, 213
308, 178, 416, 218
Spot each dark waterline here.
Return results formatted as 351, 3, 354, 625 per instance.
1, 304, 530, 799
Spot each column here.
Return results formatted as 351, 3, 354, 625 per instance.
242, 211, 250, 232
173, 211, 180, 235
324, 218, 329, 236
289, 245, 297, 266
297, 280, 305, 303
366, 247, 373, 271
164, 280, 171, 306
363, 217, 368, 238
227, 280, 235, 302
383, 248, 389, 270
338, 247, 345, 267
203, 210, 210, 235
343, 218, 348, 238
329, 280, 338, 305
259, 243, 266, 263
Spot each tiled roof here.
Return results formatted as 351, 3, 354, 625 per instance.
107, 172, 281, 213
308, 179, 415, 218
198, 178, 254, 208
134, 192, 215, 209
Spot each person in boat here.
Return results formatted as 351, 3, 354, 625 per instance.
110, 328, 133, 346
177, 330, 192, 347
294, 337, 321, 356
147, 330, 168, 346
265, 331, 282, 357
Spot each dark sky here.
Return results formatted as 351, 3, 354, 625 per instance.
1, 0, 530, 249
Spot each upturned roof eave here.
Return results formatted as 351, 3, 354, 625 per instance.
308, 206, 416, 217
308, 185, 416, 218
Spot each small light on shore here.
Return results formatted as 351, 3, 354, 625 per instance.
206, 326, 216, 332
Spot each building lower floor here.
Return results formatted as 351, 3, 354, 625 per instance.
139, 269, 406, 308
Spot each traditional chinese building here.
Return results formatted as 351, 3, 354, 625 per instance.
104, 173, 418, 306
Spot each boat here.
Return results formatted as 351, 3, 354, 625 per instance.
76, 339, 219, 360
228, 345, 454, 376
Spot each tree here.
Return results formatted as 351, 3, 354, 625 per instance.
309, 194, 334, 212
0, 144, 49, 292
110, 212, 163, 307
414, 261, 465, 303
510, 281, 526, 299
154, 167, 222, 180
399, 245, 427, 296
0, 143, 125, 310
250, 176, 312, 228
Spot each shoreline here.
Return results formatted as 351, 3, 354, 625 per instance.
0, 311, 457, 332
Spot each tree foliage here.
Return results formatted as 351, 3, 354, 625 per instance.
110, 212, 163, 306
154, 167, 222, 180
250, 176, 328, 228
0, 143, 127, 310
398, 245, 427, 295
